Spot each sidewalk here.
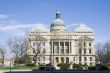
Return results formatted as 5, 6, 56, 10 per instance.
0, 70, 31, 73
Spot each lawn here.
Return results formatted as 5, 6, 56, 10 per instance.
0, 66, 39, 70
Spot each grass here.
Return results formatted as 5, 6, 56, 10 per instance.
0, 66, 39, 70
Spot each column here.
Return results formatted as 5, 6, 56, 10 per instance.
69, 42, 70, 54
51, 41, 53, 65
58, 41, 60, 55
64, 41, 65, 54
52, 41, 54, 66
51, 41, 53, 55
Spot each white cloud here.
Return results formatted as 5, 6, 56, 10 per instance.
0, 23, 49, 37
0, 14, 11, 19
0, 23, 35, 37
0, 24, 34, 31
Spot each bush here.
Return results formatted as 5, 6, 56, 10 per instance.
26, 64, 35, 66
100, 65, 108, 70
38, 64, 56, 71
73, 64, 82, 70
88, 66, 96, 70
57, 63, 70, 70
88, 64, 109, 70
39, 66, 47, 70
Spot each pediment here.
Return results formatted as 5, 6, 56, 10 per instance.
77, 36, 93, 41
30, 35, 47, 41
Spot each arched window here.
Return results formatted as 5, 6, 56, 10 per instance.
90, 57, 92, 61
84, 57, 87, 61
89, 43, 91, 46
66, 57, 69, 63
61, 57, 64, 63
89, 49, 91, 54
55, 57, 59, 63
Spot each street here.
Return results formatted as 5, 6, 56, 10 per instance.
5, 70, 110, 73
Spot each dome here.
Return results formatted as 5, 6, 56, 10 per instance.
30, 23, 49, 32
74, 23, 93, 32
50, 11, 67, 32
51, 19, 65, 26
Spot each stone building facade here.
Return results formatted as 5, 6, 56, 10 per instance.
28, 11, 96, 69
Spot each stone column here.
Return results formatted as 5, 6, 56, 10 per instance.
51, 41, 53, 55
58, 41, 60, 55
69, 41, 71, 54
69, 42, 71, 54
64, 41, 65, 54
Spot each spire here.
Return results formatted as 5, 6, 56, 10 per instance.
56, 11, 61, 19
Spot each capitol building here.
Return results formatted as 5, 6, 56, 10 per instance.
28, 11, 96, 68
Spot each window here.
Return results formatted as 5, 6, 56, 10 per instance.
54, 45, 59, 54
90, 63, 92, 65
43, 57, 45, 61
90, 57, 92, 61
73, 57, 75, 61
66, 48, 69, 54
84, 57, 87, 61
56, 57, 59, 63
61, 57, 64, 63
89, 43, 91, 46
33, 43, 35, 46
84, 43, 86, 46
85, 63, 87, 65
66, 57, 69, 64
61, 49, 64, 54
84, 49, 86, 54
89, 49, 91, 54
79, 49, 82, 54
79, 57, 81, 61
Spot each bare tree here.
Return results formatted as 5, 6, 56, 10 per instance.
96, 41, 110, 64
7, 37, 28, 65
96, 43, 104, 64
28, 32, 45, 66
78, 37, 86, 65
0, 48, 6, 66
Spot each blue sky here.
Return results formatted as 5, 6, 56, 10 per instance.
0, 0, 110, 48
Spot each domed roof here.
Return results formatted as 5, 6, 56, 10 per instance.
50, 11, 67, 32
30, 23, 49, 32
51, 19, 65, 26
74, 23, 93, 32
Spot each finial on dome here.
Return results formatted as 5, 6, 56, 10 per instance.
56, 10, 61, 19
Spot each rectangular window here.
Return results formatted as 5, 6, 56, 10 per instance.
89, 49, 91, 54
56, 57, 59, 63
90, 57, 92, 61
66, 57, 69, 64
89, 43, 91, 46
79, 49, 82, 54
79, 57, 81, 61
84, 49, 86, 54
73, 57, 75, 61
84, 43, 86, 46
84, 57, 87, 61
85, 63, 87, 65
43, 57, 45, 61
90, 63, 92, 65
